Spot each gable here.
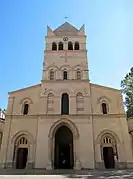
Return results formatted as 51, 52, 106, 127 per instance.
53, 22, 78, 36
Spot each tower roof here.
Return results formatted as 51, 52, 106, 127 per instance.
53, 22, 79, 36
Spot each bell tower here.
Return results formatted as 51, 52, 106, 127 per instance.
42, 22, 89, 81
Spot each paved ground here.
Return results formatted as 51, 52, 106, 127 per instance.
0, 169, 133, 178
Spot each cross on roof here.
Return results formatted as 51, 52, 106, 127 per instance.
64, 17, 68, 21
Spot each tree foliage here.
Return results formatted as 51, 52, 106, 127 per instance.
121, 67, 133, 119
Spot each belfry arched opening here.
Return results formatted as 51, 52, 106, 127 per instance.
54, 125, 74, 169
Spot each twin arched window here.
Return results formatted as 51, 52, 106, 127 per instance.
52, 41, 80, 50
52, 42, 63, 51
49, 69, 68, 80
68, 41, 80, 50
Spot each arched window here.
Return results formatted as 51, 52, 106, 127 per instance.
63, 71, 68, 80
52, 42, 57, 50
50, 70, 54, 80
76, 70, 81, 80
101, 134, 116, 147
103, 136, 113, 144
61, 93, 69, 115
76, 92, 84, 112
58, 42, 63, 50
23, 103, 29, 115
18, 137, 28, 145
102, 103, 108, 114
74, 42, 79, 50
68, 41, 73, 50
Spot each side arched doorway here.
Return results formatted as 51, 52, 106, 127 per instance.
54, 125, 74, 169
13, 136, 29, 169
101, 134, 117, 169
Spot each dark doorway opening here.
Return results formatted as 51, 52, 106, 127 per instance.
61, 93, 69, 115
54, 126, 74, 169
103, 147, 115, 169
16, 148, 28, 169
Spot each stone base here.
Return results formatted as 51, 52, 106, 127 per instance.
95, 162, 127, 169
74, 159, 81, 170
46, 160, 52, 170
0, 163, 6, 169
95, 162, 105, 169
26, 162, 33, 169
5, 162, 12, 168
0, 162, 34, 169
118, 162, 127, 169
126, 162, 133, 169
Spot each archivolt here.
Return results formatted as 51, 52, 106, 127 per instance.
59, 65, 72, 71
97, 96, 111, 104
48, 118, 79, 139
19, 97, 33, 105
44, 89, 57, 96
96, 129, 120, 144
59, 88, 72, 95
11, 131, 34, 145
45, 65, 59, 71
72, 64, 86, 71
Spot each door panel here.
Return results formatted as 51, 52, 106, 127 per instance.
103, 147, 115, 169
16, 148, 28, 169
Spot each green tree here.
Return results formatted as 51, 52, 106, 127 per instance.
121, 67, 133, 119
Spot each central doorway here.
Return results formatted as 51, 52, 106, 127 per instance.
103, 147, 115, 169
54, 125, 74, 169
16, 148, 28, 169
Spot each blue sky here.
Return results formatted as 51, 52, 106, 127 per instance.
0, 0, 133, 109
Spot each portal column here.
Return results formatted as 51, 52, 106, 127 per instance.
27, 144, 33, 169
46, 137, 52, 170
74, 138, 81, 170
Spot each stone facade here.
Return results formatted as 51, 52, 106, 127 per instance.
0, 22, 133, 170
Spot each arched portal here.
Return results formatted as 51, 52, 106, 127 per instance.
100, 133, 117, 169
96, 130, 120, 169
15, 136, 29, 169
12, 131, 34, 169
54, 125, 74, 169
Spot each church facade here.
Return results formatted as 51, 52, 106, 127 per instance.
0, 22, 133, 170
